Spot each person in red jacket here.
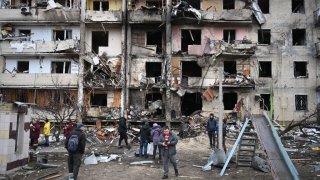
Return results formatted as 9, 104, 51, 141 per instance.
64, 119, 74, 139
30, 119, 40, 150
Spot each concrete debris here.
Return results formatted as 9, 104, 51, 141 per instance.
96, 154, 119, 163
252, 156, 270, 173
251, 0, 266, 25
172, 1, 201, 20
148, 100, 162, 113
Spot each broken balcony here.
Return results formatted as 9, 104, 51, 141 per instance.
0, 73, 78, 87
129, 9, 164, 23
202, 9, 252, 23
0, 8, 80, 22
314, 8, 320, 27
85, 10, 122, 22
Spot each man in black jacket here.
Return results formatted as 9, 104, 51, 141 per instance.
118, 117, 130, 149
65, 123, 86, 180
139, 120, 150, 158
207, 113, 217, 149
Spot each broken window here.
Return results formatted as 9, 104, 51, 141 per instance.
223, 29, 236, 43
53, 30, 72, 41
93, 1, 109, 11
92, 31, 108, 54
292, 0, 305, 13
91, 94, 107, 106
294, 61, 308, 78
181, 93, 202, 116
146, 92, 162, 115
223, 92, 237, 110
223, 0, 235, 10
51, 61, 71, 74
258, 29, 271, 45
146, 31, 162, 54
146, 62, 162, 82
295, 95, 307, 110
258, 0, 269, 14
292, 29, 306, 46
184, 0, 200, 9
224, 61, 236, 75
259, 61, 272, 77
146, 0, 161, 8
17, 61, 29, 73
260, 94, 271, 110
181, 29, 201, 52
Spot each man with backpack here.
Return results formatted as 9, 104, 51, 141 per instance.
65, 123, 86, 180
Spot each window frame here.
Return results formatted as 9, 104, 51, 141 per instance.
295, 94, 308, 111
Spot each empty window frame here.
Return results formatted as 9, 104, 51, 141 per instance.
53, 30, 72, 41
295, 95, 307, 110
146, 62, 162, 82
19, 29, 31, 36
258, 29, 271, 45
146, 0, 161, 8
51, 61, 71, 74
292, 0, 305, 13
184, 0, 200, 9
182, 61, 202, 77
223, 29, 236, 43
146, 31, 162, 54
93, 1, 109, 11
260, 94, 271, 110
92, 31, 108, 54
294, 61, 308, 78
91, 94, 107, 106
223, 0, 235, 10
258, 0, 269, 14
223, 92, 237, 110
17, 61, 29, 73
181, 93, 202, 116
259, 61, 272, 77
181, 29, 201, 52
292, 29, 306, 46
224, 61, 237, 75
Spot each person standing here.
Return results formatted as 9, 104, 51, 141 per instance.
159, 126, 179, 179
65, 123, 86, 180
43, 119, 51, 147
151, 123, 162, 161
30, 119, 40, 150
64, 119, 74, 139
206, 113, 217, 149
118, 117, 130, 149
139, 120, 150, 159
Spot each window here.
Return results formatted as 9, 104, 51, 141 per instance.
259, 61, 272, 77
181, 93, 202, 116
182, 61, 202, 77
223, 0, 235, 10
93, 1, 109, 11
224, 61, 237, 75
181, 29, 201, 52
184, 0, 200, 9
295, 95, 307, 110
258, 0, 269, 14
146, 31, 162, 54
51, 61, 71, 74
92, 31, 108, 54
292, 0, 304, 13
223, 92, 237, 110
223, 29, 236, 43
146, 62, 162, 82
258, 29, 271, 45
146, 0, 161, 8
292, 29, 306, 46
260, 94, 271, 110
91, 94, 107, 106
294, 62, 308, 78
17, 61, 29, 73
19, 29, 31, 36
53, 30, 72, 41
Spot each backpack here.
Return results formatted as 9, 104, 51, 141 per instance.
68, 134, 79, 153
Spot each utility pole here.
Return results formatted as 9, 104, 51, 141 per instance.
165, 0, 172, 124
121, 0, 128, 116
218, 61, 223, 150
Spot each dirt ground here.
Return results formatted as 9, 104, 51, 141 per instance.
6, 134, 320, 180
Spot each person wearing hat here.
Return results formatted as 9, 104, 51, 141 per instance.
65, 123, 86, 180
64, 119, 74, 139
151, 123, 162, 161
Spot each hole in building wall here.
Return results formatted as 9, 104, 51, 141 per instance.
181, 29, 201, 52
146, 92, 162, 115
93, 1, 109, 11
184, 0, 200, 9
294, 61, 307, 77
223, 0, 235, 10
259, 61, 272, 77
146, 31, 162, 54
223, 29, 236, 43
146, 0, 161, 8
260, 94, 271, 110
92, 31, 108, 54
224, 61, 236, 75
295, 94, 307, 110
258, 29, 271, 45
17, 61, 29, 73
181, 61, 202, 85
51, 61, 71, 74
53, 30, 72, 41
93, 66, 111, 79
292, 0, 305, 13
223, 92, 237, 110
292, 29, 306, 46
91, 94, 107, 106
146, 62, 162, 82
258, 0, 269, 14
181, 93, 202, 116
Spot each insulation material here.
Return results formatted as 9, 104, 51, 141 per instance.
55, 39, 77, 51
10, 42, 36, 52
251, 0, 266, 25
172, 1, 201, 20
112, 90, 121, 107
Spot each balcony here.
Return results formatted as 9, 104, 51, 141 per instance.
0, 8, 80, 23
129, 9, 164, 23
0, 39, 79, 54
85, 10, 122, 22
315, 8, 320, 27
202, 9, 252, 23
0, 73, 78, 87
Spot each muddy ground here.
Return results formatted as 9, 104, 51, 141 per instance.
5, 134, 320, 180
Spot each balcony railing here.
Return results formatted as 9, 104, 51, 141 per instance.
202, 9, 252, 22
85, 10, 122, 22
129, 9, 164, 23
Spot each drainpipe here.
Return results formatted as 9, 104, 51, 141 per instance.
165, 0, 172, 124
78, 0, 86, 122
121, 0, 129, 116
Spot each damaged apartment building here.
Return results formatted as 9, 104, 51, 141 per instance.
0, 0, 320, 126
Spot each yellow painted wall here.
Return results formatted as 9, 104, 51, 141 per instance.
172, 57, 180, 76
87, 0, 122, 11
